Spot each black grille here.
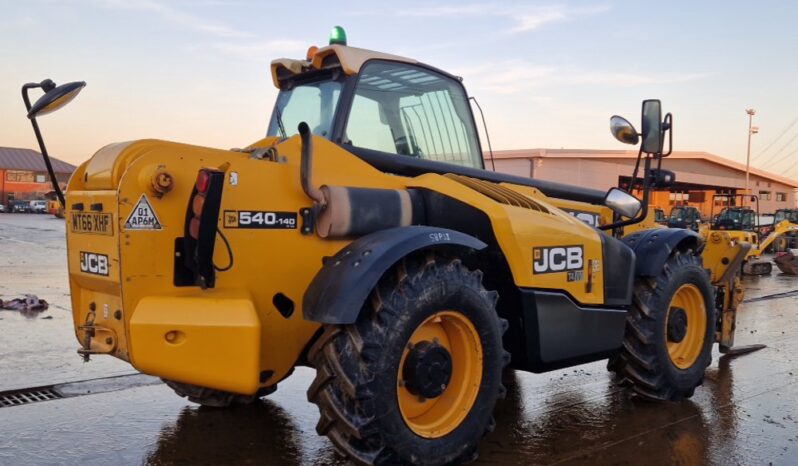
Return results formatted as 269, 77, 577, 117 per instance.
0, 387, 62, 408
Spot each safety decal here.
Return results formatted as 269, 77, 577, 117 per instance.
223, 210, 297, 229
562, 209, 601, 227
124, 194, 162, 230
533, 245, 584, 274
567, 270, 584, 282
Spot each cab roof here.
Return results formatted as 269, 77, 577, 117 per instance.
270, 44, 451, 88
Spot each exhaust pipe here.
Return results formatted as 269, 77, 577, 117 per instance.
297, 121, 424, 238
298, 122, 326, 206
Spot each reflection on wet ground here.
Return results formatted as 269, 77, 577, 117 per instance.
147, 400, 309, 466
2, 214, 798, 465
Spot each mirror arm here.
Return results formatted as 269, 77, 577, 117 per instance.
661, 113, 673, 157
21, 82, 38, 112
599, 156, 652, 231
21, 82, 66, 208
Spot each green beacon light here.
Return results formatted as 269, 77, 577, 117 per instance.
329, 26, 347, 46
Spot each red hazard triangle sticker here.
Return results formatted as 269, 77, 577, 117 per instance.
124, 194, 163, 230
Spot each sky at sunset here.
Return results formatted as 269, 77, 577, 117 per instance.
1, 1, 797, 177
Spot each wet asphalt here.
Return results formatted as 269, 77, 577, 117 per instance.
1, 213, 797, 466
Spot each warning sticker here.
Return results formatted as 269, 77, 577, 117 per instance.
124, 194, 162, 230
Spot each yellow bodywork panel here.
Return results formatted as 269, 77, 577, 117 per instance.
701, 228, 760, 261
757, 220, 798, 254
130, 294, 261, 394
701, 231, 748, 348
65, 134, 609, 394
408, 174, 606, 302
701, 220, 798, 264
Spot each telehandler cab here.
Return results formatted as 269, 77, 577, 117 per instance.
22, 28, 761, 466
768, 208, 798, 252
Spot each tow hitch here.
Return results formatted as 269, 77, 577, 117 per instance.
77, 306, 117, 362
78, 309, 96, 362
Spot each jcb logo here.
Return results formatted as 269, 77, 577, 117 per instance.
80, 252, 109, 276
533, 246, 583, 274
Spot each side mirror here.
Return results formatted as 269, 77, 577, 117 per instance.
27, 81, 86, 119
610, 116, 639, 145
640, 99, 663, 154
605, 187, 642, 218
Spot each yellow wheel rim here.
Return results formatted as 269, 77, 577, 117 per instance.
666, 284, 707, 370
397, 311, 483, 438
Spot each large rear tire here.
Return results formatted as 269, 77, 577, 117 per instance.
621, 250, 715, 401
307, 254, 509, 466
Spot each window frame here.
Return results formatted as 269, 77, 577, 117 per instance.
335, 59, 485, 171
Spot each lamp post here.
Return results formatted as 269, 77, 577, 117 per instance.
745, 108, 758, 194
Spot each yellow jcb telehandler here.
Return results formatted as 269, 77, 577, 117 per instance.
703, 193, 798, 275
21, 28, 762, 466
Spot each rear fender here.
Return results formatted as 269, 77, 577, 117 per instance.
303, 226, 487, 324
622, 228, 701, 277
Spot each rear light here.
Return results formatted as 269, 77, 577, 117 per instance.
192, 194, 205, 219
183, 168, 225, 288
196, 171, 211, 194
189, 217, 201, 239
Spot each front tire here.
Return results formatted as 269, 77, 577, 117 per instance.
621, 250, 715, 401
307, 254, 509, 466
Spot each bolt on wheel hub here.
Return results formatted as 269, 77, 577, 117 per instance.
397, 311, 483, 438
667, 307, 688, 343
665, 284, 707, 369
402, 340, 453, 399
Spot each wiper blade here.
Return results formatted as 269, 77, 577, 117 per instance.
275, 107, 287, 140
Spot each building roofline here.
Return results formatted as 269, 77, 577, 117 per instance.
487, 148, 798, 188
0, 146, 76, 174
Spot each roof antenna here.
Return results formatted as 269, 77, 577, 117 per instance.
469, 96, 495, 171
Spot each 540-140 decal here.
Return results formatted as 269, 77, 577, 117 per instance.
224, 210, 297, 229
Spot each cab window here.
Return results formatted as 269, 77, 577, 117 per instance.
344, 61, 482, 169
742, 211, 755, 229
267, 77, 342, 139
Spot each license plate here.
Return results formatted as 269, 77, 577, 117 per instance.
70, 212, 114, 236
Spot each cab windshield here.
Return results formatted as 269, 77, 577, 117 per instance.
267, 75, 343, 139
265, 61, 483, 170
344, 61, 483, 169
717, 208, 755, 229
718, 209, 741, 222
775, 210, 798, 223
670, 207, 693, 220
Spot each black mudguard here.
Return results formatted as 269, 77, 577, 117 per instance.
622, 228, 701, 277
303, 226, 487, 324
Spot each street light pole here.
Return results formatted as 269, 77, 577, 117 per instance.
745, 108, 757, 194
